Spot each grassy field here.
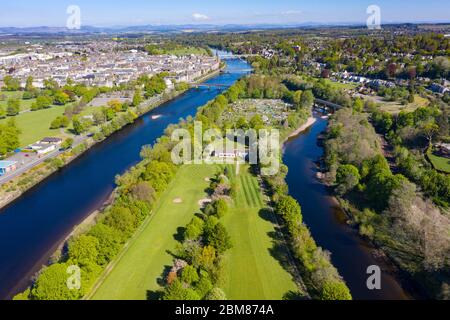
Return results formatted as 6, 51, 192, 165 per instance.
221, 164, 298, 300
90, 164, 217, 300
428, 152, 450, 174
0, 91, 37, 112
0, 105, 65, 146
378, 94, 429, 114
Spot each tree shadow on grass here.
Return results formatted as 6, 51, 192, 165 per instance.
146, 290, 163, 300
173, 226, 186, 242
156, 265, 172, 287
283, 290, 309, 300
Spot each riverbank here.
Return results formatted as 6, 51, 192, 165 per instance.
286, 117, 317, 140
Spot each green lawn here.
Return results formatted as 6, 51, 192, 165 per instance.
0, 105, 65, 146
165, 46, 209, 56
428, 153, 450, 174
221, 164, 298, 300
0, 91, 37, 111
90, 164, 217, 300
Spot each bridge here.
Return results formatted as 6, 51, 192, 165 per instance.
190, 83, 229, 89
313, 98, 343, 113
217, 53, 258, 60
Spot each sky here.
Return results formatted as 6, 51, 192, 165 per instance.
0, 0, 449, 27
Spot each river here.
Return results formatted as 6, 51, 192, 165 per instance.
283, 116, 411, 300
0, 57, 251, 300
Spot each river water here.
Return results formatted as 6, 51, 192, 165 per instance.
283, 116, 410, 300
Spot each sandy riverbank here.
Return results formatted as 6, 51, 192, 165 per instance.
286, 117, 317, 140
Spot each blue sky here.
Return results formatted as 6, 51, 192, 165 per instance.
0, 0, 448, 27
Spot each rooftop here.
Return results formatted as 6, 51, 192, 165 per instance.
0, 161, 17, 168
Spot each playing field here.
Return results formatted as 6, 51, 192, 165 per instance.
221, 164, 298, 300
90, 164, 218, 300
90, 163, 298, 300
0, 105, 65, 146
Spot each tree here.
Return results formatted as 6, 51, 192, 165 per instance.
320, 280, 352, 300
3, 75, 20, 91
25, 76, 34, 91
88, 223, 123, 265
0, 118, 20, 155
206, 287, 227, 300
132, 89, 143, 107
72, 116, 87, 135
185, 216, 204, 240
50, 116, 69, 129
61, 138, 74, 150
53, 91, 69, 105
198, 245, 216, 271
181, 265, 199, 284
68, 235, 99, 268
6, 98, 20, 116
130, 181, 155, 203
104, 206, 137, 237
205, 222, 232, 254
213, 199, 228, 218
32, 95, 53, 110
335, 164, 360, 195
275, 196, 302, 222
300, 90, 314, 109
31, 263, 82, 300
420, 120, 439, 145
163, 280, 201, 300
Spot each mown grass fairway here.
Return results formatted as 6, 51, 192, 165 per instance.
90, 164, 217, 300
0, 105, 65, 146
221, 164, 298, 299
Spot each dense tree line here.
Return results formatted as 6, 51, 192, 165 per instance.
370, 104, 450, 207
324, 108, 450, 299
262, 165, 351, 300
161, 169, 232, 300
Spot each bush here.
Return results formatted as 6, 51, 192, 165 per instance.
206, 287, 227, 300
320, 280, 352, 300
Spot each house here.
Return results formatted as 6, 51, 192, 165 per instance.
29, 143, 57, 155
40, 137, 63, 145
434, 143, 450, 158
430, 83, 449, 95
0, 161, 17, 176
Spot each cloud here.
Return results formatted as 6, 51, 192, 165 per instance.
281, 10, 303, 16
192, 13, 210, 21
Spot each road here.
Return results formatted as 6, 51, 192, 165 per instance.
0, 135, 87, 185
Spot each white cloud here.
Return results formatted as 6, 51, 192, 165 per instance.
281, 10, 303, 16
192, 13, 210, 21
